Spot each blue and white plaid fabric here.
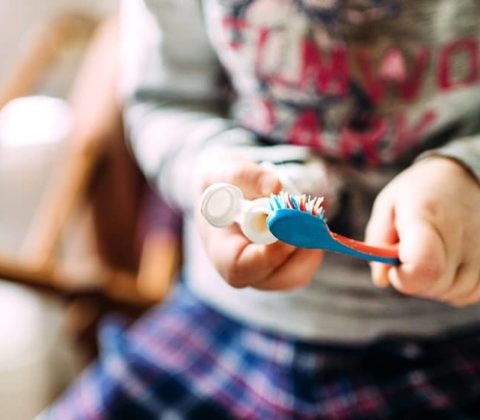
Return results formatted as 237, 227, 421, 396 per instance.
41, 284, 480, 419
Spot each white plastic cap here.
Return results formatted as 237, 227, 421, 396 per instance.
200, 183, 243, 228
200, 183, 278, 245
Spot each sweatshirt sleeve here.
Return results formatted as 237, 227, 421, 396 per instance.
418, 137, 480, 183
119, 0, 250, 212
119, 0, 343, 213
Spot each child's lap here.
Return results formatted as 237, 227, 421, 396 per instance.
43, 284, 480, 419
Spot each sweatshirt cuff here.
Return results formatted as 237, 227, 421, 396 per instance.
416, 137, 480, 183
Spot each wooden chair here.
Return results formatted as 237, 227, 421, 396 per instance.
0, 13, 182, 349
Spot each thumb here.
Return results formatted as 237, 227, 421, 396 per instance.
225, 161, 282, 199
388, 214, 447, 296
365, 194, 397, 287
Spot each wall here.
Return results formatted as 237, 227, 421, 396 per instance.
0, 0, 118, 84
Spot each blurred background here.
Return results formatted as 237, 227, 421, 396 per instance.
0, 1, 182, 418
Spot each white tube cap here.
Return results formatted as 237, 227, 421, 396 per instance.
200, 183, 243, 228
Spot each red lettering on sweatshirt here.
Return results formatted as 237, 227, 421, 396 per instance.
338, 119, 387, 165
222, 16, 248, 49
256, 30, 349, 95
288, 110, 324, 151
300, 41, 349, 95
287, 108, 436, 164
439, 38, 479, 90
392, 109, 437, 157
357, 47, 430, 104
250, 23, 480, 104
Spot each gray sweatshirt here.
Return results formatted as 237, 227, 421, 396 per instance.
120, 0, 480, 342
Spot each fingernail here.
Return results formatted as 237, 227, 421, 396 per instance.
261, 173, 278, 195
370, 263, 390, 288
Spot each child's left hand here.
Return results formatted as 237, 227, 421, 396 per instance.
365, 157, 480, 306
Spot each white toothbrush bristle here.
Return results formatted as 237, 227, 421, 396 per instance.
269, 192, 326, 220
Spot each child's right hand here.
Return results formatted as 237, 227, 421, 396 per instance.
194, 157, 324, 291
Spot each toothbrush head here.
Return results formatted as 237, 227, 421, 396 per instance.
267, 192, 332, 249
268, 192, 327, 221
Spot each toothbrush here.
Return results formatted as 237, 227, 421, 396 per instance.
267, 191, 400, 265
200, 183, 399, 265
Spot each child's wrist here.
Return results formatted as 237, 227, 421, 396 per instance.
414, 155, 480, 187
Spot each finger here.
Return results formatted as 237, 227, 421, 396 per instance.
440, 262, 479, 304
365, 193, 397, 287
254, 248, 324, 291
450, 271, 480, 307
228, 163, 281, 198
203, 160, 281, 199
370, 264, 391, 288
206, 223, 296, 288
388, 217, 448, 296
230, 240, 298, 286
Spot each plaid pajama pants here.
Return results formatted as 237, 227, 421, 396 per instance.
42, 284, 480, 419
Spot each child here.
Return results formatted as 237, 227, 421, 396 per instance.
44, 0, 480, 418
